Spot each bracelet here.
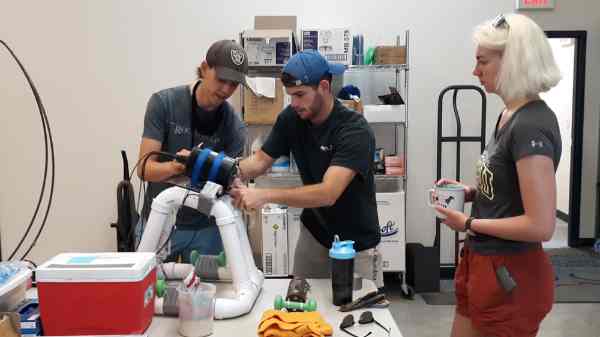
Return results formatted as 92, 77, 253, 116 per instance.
465, 217, 476, 236
234, 157, 245, 181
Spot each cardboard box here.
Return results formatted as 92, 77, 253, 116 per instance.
261, 205, 288, 276
340, 99, 364, 113
287, 207, 302, 274
243, 78, 286, 124
375, 46, 406, 65
255, 16, 297, 30
302, 28, 353, 65
376, 191, 405, 271
244, 78, 289, 124
243, 29, 298, 66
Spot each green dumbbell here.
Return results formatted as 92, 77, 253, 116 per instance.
274, 295, 317, 312
156, 278, 167, 298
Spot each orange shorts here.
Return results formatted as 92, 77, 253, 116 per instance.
455, 245, 554, 337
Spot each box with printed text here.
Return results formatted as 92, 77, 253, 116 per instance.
301, 28, 353, 65
261, 205, 288, 276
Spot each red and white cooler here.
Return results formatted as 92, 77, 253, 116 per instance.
36, 252, 156, 336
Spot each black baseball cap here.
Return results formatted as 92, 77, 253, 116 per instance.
206, 40, 248, 86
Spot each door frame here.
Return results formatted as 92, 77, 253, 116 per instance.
545, 30, 589, 247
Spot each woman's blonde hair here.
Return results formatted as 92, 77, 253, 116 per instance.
473, 13, 561, 101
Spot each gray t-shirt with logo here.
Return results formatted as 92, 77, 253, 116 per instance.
141, 83, 246, 228
468, 100, 562, 255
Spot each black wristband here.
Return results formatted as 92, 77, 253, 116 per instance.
465, 217, 476, 236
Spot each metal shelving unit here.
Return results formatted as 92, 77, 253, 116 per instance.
342, 30, 412, 297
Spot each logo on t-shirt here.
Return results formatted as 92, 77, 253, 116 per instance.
476, 151, 495, 201
530, 140, 544, 148
320, 145, 333, 152
171, 122, 191, 135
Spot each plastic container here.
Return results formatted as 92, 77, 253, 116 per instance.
329, 235, 355, 306
0, 266, 31, 311
271, 156, 290, 173
177, 282, 216, 337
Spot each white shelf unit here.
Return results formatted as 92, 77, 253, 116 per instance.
342, 31, 409, 275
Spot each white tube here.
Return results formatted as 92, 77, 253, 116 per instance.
217, 267, 232, 280
212, 200, 247, 294
211, 197, 263, 319
137, 186, 262, 319
154, 297, 165, 315
214, 280, 262, 319
157, 262, 194, 280
138, 186, 190, 255
234, 208, 264, 287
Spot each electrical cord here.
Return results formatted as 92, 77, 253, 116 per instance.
133, 150, 184, 252
154, 189, 193, 256
1, 40, 55, 262
171, 229, 200, 261
155, 225, 177, 256
129, 150, 179, 182
132, 149, 220, 258
569, 272, 600, 283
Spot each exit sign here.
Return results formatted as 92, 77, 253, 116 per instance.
517, 0, 555, 10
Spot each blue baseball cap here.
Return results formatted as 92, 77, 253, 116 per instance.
282, 50, 346, 86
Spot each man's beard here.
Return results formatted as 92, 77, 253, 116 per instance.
299, 92, 324, 121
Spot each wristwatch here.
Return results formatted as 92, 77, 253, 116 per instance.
465, 217, 477, 236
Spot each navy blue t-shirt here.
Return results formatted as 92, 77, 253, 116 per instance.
261, 100, 380, 251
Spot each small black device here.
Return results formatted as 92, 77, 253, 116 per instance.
496, 265, 517, 293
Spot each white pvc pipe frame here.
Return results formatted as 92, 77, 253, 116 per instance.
138, 186, 264, 319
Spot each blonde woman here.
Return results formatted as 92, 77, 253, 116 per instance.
436, 14, 562, 337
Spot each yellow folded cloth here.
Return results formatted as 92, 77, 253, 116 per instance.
0, 314, 20, 337
257, 309, 333, 337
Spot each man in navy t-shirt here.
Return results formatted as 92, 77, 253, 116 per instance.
232, 50, 383, 289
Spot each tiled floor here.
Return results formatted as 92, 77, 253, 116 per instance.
387, 218, 600, 337
543, 218, 569, 249
387, 286, 600, 337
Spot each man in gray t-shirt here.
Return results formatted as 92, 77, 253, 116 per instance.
137, 40, 248, 261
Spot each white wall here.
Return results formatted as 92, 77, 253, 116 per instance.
1, 0, 599, 264
542, 38, 574, 215
528, 5, 600, 238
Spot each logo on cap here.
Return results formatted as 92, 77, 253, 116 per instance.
231, 48, 245, 66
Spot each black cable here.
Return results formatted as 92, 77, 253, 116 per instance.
133, 150, 177, 242
569, 273, 600, 283
20, 100, 55, 260
130, 150, 177, 182
155, 189, 193, 256
21, 259, 38, 269
1, 40, 55, 262
134, 150, 181, 251
172, 229, 200, 259
155, 225, 177, 256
